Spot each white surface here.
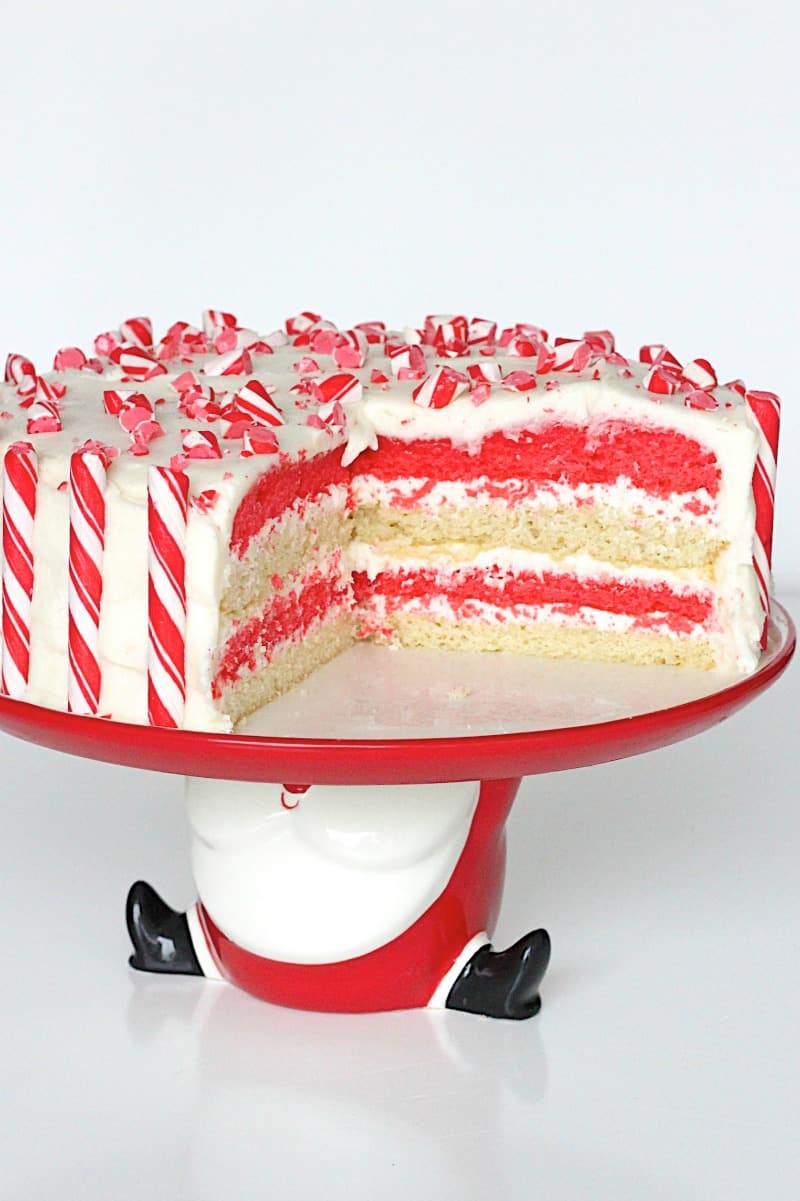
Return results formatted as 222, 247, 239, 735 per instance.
240, 640, 755, 739
0, 0, 797, 594
0, 593, 796, 1201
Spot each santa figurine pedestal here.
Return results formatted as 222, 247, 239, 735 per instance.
0, 604, 794, 1021
127, 775, 550, 1019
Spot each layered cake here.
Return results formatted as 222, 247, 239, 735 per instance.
0, 311, 780, 730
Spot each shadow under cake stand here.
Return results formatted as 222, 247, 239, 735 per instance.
0, 602, 794, 1020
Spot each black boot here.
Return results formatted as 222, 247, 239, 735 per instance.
445, 929, 551, 1020
126, 880, 203, 976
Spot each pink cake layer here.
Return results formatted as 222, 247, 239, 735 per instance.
350, 425, 721, 503
213, 566, 350, 695
230, 447, 350, 558
351, 568, 715, 635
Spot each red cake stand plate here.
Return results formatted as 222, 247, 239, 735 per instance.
0, 603, 793, 785
0, 604, 794, 1020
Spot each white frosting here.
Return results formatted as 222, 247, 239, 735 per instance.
348, 542, 716, 587
0, 319, 767, 726
352, 474, 719, 529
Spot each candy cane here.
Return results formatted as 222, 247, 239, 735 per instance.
68, 447, 108, 714
147, 467, 189, 728
745, 390, 781, 644
1, 442, 38, 697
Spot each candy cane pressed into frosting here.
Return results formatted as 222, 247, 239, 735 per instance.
745, 389, 780, 645
147, 466, 189, 728
68, 446, 109, 714
1, 442, 38, 697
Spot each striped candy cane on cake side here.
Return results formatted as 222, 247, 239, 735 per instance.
68, 446, 109, 715
148, 466, 189, 728
745, 389, 780, 646
1, 442, 38, 697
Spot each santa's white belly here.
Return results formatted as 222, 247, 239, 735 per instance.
186, 778, 480, 963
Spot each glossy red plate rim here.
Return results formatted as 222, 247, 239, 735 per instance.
0, 603, 794, 785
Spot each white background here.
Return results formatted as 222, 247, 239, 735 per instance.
0, 2, 798, 1198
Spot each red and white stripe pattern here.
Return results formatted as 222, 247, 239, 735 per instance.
4, 354, 37, 397
386, 342, 426, 378
119, 317, 154, 349
182, 429, 222, 459
201, 347, 253, 377
468, 318, 497, 350
745, 389, 781, 640
110, 344, 167, 381
231, 378, 283, 426
412, 366, 469, 409
25, 399, 62, 434
68, 446, 109, 715
682, 358, 718, 390
286, 310, 322, 337
1, 443, 38, 697
423, 315, 469, 357
202, 309, 238, 339
332, 329, 368, 369
147, 467, 189, 728
313, 372, 363, 407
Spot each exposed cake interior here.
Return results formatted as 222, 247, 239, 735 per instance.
211, 415, 738, 724
213, 448, 354, 723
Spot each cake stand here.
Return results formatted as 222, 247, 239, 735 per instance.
0, 603, 794, 1020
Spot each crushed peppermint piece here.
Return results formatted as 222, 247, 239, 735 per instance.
502, 370, 538, 393
201, 348, 253, 377
103, 389, 149, 416
312, 373, 363, 406
230, 378, 283, 427
182, 429, 222, 459
684, 390, 720, 411
119, 317, 153, 349
412, 366, 469, 409
551, 339, 594, 372
387, 342, 426, 378
682, 358, 718, 390
286, 311, 322, 337
94, 330, 121, 357
110, 344, 168, 381
583, 330, 616, 356
644, 364, 681, 395
292, 356, 321, 376
639, 344, 682, 370
192, 489, 221, 513
26, 400, 62, 434
332, 330, 368, 369
202, 310, 238, 339
241, 427, 280, 456
53, 347, 88, 372
354, 321, 386, 345
423, 315, 469, 357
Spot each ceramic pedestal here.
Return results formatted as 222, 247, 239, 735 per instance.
180, 775, 521, 1012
